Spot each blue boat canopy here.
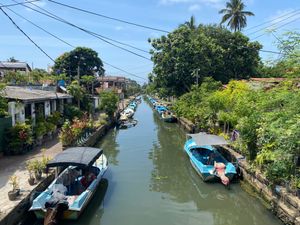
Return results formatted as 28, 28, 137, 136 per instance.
47, 147, 103, 168
187, 132, 228, 146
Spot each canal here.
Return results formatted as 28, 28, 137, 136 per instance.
66, 99, 283, 225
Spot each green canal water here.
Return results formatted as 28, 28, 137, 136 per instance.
65, 99, 282, 225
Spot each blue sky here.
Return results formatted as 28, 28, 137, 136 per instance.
1, 0, 299, 83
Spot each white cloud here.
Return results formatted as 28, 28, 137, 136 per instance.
188, 4, 201, 12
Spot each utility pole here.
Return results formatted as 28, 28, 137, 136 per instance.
193, 68, 200, 86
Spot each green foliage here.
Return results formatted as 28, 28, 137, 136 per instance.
0, 84, 8, 118
64, 104, 83, 121
99, 91, 119, 116
46, 111, 62, 126
5, 123, 33, 155
53, 47, 104, 79
149, 24, 261, 96
3, 71, 28, 85
67, 80, 84, 108
28, 68, 48, 84
173, 78, 300, 184
35, 122, 47, 137
258, 31, 300, 78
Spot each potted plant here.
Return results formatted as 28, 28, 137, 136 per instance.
33, 160, 42, 181
35, 122, 46, 146
8, 175, 20, 200
45, 122, 56, 138
26, 161, 35, 185
41, 150, 51, 174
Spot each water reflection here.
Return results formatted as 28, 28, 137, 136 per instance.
96, 129, 120, 166
148, 101, 282, 225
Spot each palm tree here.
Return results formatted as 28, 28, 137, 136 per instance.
219, 0, 254, 32
181, 16, 197, 30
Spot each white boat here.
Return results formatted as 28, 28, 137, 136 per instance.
29, 147, 108, 220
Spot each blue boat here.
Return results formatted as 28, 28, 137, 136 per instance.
184, 133, 236, 186
30, 147, 108, 220
155, 105, 168, 114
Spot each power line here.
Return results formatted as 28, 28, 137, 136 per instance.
2, 4, 146, 80
0, 7, 55, 62
47, 0, 170, 34
251, 16, 300, 41
245, 9, 300, 32
103, 61, 147, 80
0, 0, 40, 8
246, 12, 300, 36
3, 4, 74, 48
13, 0, 151, 60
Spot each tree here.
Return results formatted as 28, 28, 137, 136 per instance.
53, 47, 104, 79
99, 91, 119, 117
258, 31, 300, 78
181, 16, 197, 30
28, 68, 48, 84
3, 71, 28, 85
81, 75, 96, 95
148, 24, 261, 97
219, 0, 254, 32
7, 57, 18, 62
67, 80, 84, 109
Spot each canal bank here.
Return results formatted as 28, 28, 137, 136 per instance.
0, 97, 133, 225
63, 98, 283, 225
148, 96, 300, 225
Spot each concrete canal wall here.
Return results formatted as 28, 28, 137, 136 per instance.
0, 174, 54, 225
0, 97, 135, 225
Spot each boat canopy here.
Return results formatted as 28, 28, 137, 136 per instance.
187, 132, 228, 146
47, 147, 103, 168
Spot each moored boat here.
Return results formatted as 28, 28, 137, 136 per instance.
29, 147, 108, 220
184, 133, 236, 186
161, 111, 177, 123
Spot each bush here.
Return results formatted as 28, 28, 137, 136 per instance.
5, 123, 33, 155
64, 104, 83, 121
34, 122, 47, 138
99, 91, 119, 116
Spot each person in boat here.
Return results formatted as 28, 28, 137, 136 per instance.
80, 169, 96, 189
214, 161, 230, 186
207, 151, 217, 165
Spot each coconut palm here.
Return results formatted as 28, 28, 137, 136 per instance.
181, 16, 197, 30
219, 0, 254, 32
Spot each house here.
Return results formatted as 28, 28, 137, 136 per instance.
0, 61, 32, 77
96, 76, 127, 99
3, 86, 72, 126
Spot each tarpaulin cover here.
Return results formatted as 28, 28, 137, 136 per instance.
187, 132, 228, 146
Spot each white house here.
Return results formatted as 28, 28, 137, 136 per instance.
3, 86, 72, 126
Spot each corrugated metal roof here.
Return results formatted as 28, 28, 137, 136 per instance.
3, 86, 72, 102
0, 62, 31, 71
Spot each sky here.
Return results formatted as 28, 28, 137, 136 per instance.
0, 0, 299, 83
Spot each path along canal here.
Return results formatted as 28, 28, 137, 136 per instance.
64, 99, 283, 225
